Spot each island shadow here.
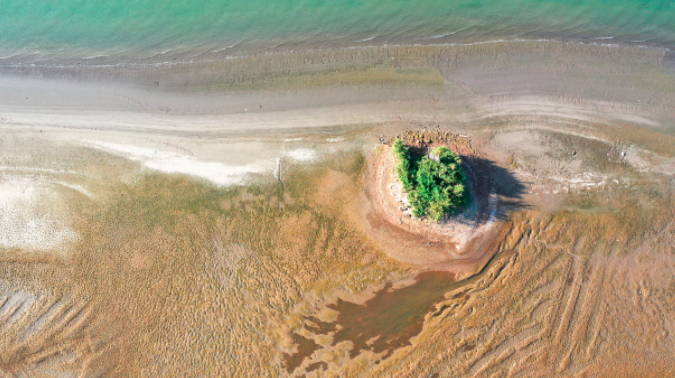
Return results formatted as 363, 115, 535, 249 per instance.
461, 154, 528, 222
406, 146, 527, 223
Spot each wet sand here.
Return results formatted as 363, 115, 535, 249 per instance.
1, 40, 675, 377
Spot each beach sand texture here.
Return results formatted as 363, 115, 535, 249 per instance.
1, 40, 675, 376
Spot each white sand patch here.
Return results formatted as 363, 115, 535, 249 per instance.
53, 182, 94, 198
623, 146, 675, 176
0, 177, 76, 251
86, 141, 266, 186
284, 138, 305, 142
518, 171, 610, 194
326, 137, 345, 143
284, 148, 317, 162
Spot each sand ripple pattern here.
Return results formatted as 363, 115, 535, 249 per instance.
0, 289, 100, 377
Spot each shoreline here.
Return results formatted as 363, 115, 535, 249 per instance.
1, 40, 674, 123
1, 40, 673, 131
0, 37, 671, 69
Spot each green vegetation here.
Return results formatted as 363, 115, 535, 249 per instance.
393, 139, 469, 221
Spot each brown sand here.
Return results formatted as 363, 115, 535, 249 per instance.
1, 41, 675, 377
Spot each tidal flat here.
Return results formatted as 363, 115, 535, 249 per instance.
1, 41, 675, 376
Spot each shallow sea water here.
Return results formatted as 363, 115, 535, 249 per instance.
1, 0, 674, 64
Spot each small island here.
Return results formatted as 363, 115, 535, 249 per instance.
392, 138, 469, 221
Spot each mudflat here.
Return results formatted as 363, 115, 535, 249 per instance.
1, 41, 675, 376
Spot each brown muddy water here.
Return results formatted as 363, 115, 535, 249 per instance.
283, 333, 321, 373
283, 271, 456, 372
283, 248, 517, 373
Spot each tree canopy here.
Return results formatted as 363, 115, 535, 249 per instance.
392, 139, 469, 221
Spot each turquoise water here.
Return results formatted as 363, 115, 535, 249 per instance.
1, 0, 674, 63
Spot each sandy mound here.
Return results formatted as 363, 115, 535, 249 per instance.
354, 136, 517, 278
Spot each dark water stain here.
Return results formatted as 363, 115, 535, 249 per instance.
460, 343, 476, 352
327, 271, 455, 359
305, 316, 337, 334
306, 361, 328, 373
282, 334, 320, 373
566, 275, 574, 286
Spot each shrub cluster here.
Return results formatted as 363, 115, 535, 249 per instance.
392, 139, 469, 221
